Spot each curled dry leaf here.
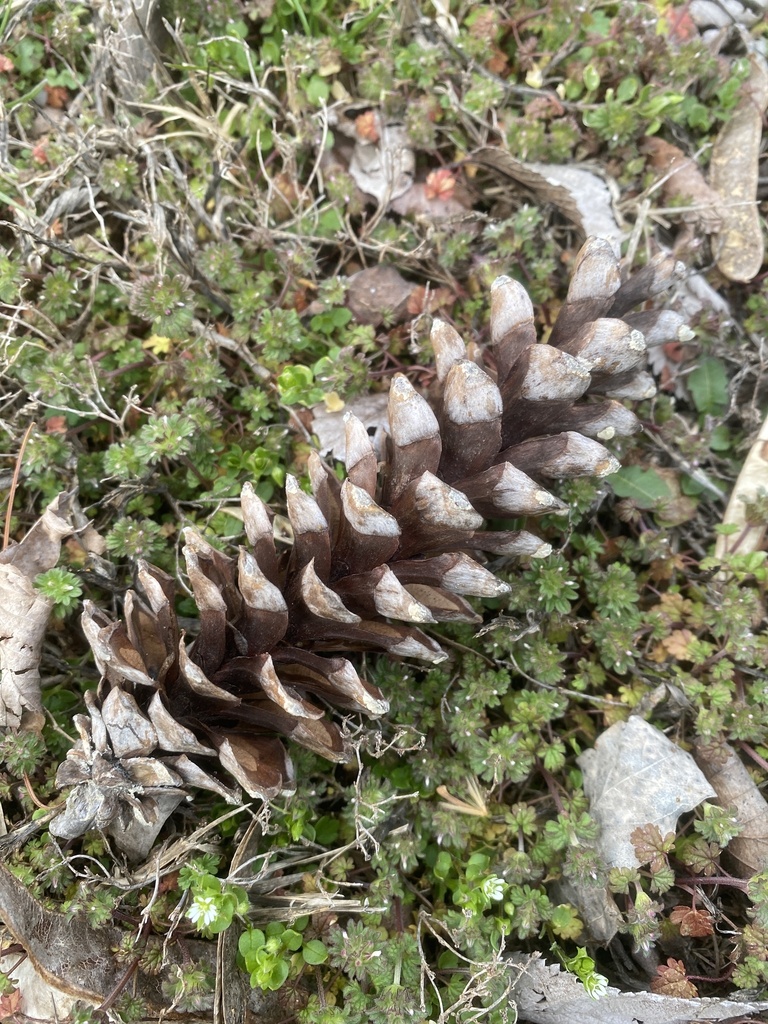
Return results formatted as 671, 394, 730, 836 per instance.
710, 54, 768, 282
345, 115, 414, 203
695, 740, 768, 877
470, 146, 623, 251
641, 137, 724, 232
0, 491, 74, 732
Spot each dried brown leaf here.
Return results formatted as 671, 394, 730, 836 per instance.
0, 859, 217, 1011
710, 54, 768, 282
579, 717, 715, 868
345, 265, 415, 326
346, 120, 414, 202
695, 740, 768, 877
642, 137, 723, 232
716, 407, 768, 562
470, 147, 622, 250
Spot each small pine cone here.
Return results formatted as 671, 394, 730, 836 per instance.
52, 239, 686, 852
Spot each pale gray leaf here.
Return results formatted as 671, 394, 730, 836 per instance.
578, 717, 715, 868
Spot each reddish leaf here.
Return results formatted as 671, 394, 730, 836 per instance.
524, 95, 565, 120
0, 986, 22, 1016
669, 905, 714, 937
45, 416, 67, 435
425, 168, 456, 202
630, 823, 675, 864
650, 958, 698, 999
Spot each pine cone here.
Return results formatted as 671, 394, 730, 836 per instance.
51, 239, 687, 855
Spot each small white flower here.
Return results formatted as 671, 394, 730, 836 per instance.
187, 894, 220, 927
584, 971, 609, 999
481, 876, 506, 902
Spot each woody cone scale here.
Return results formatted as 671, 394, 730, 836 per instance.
51, 239, 688, 855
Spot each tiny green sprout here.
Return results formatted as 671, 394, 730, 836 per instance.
551, 943, 608, 999
129, 274, 194, 338
277, 364, 325, 406
34, 567, 82, 612
694, 803, 744, 848
0, 729, 46, 778
181, 865, 249, 937
104, 518, 166, 562
747, 872, 768, 929
38, 268, 81, 325
239, 921, 328, 991
98, 155, 139, 200
549, 904, 583, 941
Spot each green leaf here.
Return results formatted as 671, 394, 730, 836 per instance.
583, 64, 600, 91
314, 815, 340, 844
305, 74, 330, 105
239, 929, 266, 957
267, 958, 290, 989
433, 850, 453, 881
261, 38, 281, 64
616, 76, 639, 102
466, 852, 490, 880
709, 424, 732, 452
608, 466, 672, 509
302, 939, 329, 965
687, 357, 729, 415
281, 929, 303, 952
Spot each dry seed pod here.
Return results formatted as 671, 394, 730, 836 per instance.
53, 238, 689, 852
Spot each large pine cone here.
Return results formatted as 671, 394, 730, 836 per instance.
51, 239, 688, 854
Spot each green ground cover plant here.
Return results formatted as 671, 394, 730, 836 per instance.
1, 0, 768, 1021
